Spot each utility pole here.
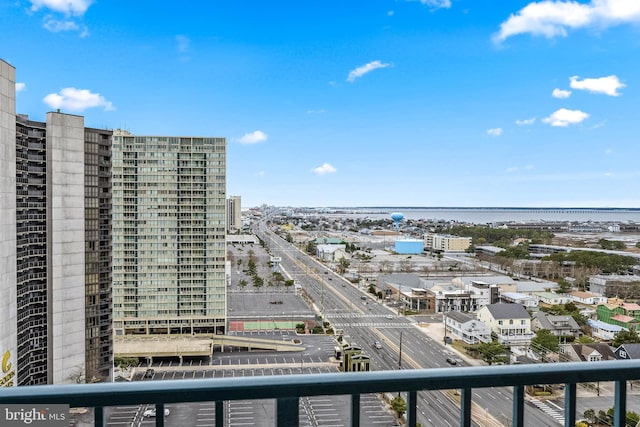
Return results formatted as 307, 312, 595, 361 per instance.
398, 331, 403, 370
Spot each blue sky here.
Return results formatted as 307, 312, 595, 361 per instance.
2, 0, 640, 208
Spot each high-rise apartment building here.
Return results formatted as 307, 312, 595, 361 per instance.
1, 59, 113, 386
227, 195, 241, 233
0, 59, 17, 388
112, 131, 227, 336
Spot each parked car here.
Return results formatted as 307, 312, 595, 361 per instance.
143, 408, 170, 417
144, 368, 154, 378
373, 341, 382, 349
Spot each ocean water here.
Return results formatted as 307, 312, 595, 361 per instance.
324, 207, 640, 224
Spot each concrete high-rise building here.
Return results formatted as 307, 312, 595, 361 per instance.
0, 58, 113, 386
227, 195, 241, 233
0, 59, 17, 388
112, 131, 227, 336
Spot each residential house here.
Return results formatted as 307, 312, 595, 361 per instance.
587, 319, 627, 341
559, 343, 616, 362
444, 312, 491, 345
614, 344, 640, 360
476, 303, 534, 346
533, 292, 572, 306
597, 302, 640, 330
569, 291, 608, 305
316, 244, 347, 263
531, 312, 580, 338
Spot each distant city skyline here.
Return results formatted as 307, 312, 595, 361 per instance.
3, 1, 640, 208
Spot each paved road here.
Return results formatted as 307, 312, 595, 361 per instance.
258, 222, 561, 427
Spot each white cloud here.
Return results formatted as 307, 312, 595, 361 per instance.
552, 88, 571, 98
312, 163, 337, 175
43, 87, 114, 112
569, 75, 625, 96
15, 83, 26, 93
346, 60, 391, 82
494, 0, 640, 42
505, 166, 518, 173
238, 130, 268, 145
542, 108, 589, 127
413, 0, 451, 9
515, 117, 536, 125
30, 0, 93, 16
604, 148, 613, 155
487, 128, 503, 136
43, 17, 78, 32
306, 109, 326, 115
388, 10, 394, 16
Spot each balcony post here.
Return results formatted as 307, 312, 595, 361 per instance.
614, 380, 627, 427
277, 397, 299, 427
94, 406, 104, 427
350, 394, 360, 427
460, 388, 471, 427
512, 384, 524, 427
215, 401, 223, 427
407, 391, 417, 427
563, 383, 576, 427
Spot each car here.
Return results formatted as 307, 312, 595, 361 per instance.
385, 314, 393, 319
373, 341, 382, 349
143, 368, 154, 378
143, 408, 170, 417
446, 357, 457, 365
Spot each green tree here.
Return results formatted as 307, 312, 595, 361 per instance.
338, 257, 350, 273
306, 240, 317, 255
238, 279, 248, 289
612, 329, 640, 347
582, 408, 595, 424
390, 396, 407, 417
531, 329, 559, 355
252, 275, 264, 290
477, 341, 509, 365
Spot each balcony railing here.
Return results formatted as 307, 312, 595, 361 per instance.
1, 359, 640, 427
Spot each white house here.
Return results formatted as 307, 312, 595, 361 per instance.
569, 291, 608, 305
587, 319, 627, 341
445, 311, 491, 345
533, 292, 572, 306
316, 244, 347, 263
477, 303, 533, 346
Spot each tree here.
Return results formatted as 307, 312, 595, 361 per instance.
582, 409, 595, 424
306, 240, 317, 255
476, 341, 509, 365
252, 276, 264, 290
531, 329, 559, 355
238, 279, 248, 290
612, 329, 640, 347
337, 257, 350, 273
390, 396, 407, 418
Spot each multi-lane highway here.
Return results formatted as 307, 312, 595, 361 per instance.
256, 222, 561, 427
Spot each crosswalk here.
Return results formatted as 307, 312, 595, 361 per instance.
529, 398, 564, 425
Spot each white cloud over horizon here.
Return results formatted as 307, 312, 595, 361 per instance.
312, 163, 337, 175
569, 75, 625, 96
494, 0, 640, 42
29, 1, 92, 36
487, 127, 503, 136
515, 117, 536, 125
347, 60, 391, 82
542, 108, 589, 127
238, 130, 268, 144
43, 87, 114, 112
552, 88, 571, 98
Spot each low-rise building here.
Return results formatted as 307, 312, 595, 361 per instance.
531, 312, 581, 338
533, 292, 572, 306
424, 233, 472, 252
569, 291, 608, 305
559, 343, 616, 362
500, 292, 539, 309
444, 311, 491, 345
588, 319, 627, 341
476, 303, 534, 346
597, 302, 640, 330
589, 275, 640, 298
